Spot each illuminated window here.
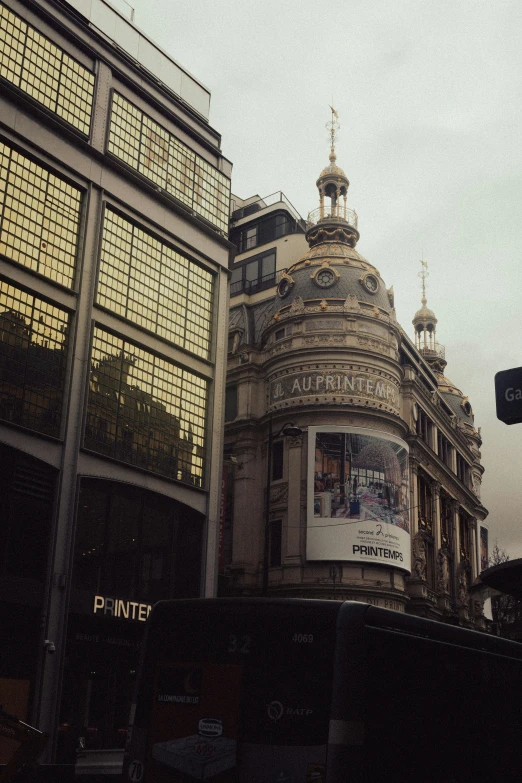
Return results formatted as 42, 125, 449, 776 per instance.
0, 279, 69, 437
98, 209, 214, 359
86, 328, 208, 487
0, 3, 95, 134
108, 92, 230, 234
0, 141, 81, 287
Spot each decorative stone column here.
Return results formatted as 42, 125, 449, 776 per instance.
469, 518, 478, 582
230, 444, 260, 587
448, 498, 459, 615
286, 434, 303, 562
431, 481, 441, 552
410, 457, 419, 536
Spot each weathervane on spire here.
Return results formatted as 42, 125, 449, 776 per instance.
418, 258, 429, 305
326, 105, 340, 161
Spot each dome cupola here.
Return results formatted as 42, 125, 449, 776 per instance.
306, 107, 359, 249
270, 110, 395, 319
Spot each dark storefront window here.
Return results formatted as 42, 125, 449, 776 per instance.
0, 280, 70, 437
62, 478, 204, 751
72, 479, 202, 603
85, 328, 208, 487
0, 444, 56, 581
0, 443, 57, 731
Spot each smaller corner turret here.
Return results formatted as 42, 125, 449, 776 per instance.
412, 260, 446, 374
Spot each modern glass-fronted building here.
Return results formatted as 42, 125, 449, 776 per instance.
0, 0, 232, 768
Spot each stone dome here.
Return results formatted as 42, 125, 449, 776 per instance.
276, 241, 393, 313
413, 303, 437, 325
434, 372, 474, 424
318, 159, 348, 182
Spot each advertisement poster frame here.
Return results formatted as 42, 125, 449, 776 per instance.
307, 426, 411, 573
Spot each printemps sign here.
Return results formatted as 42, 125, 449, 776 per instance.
270, 369, 399, 410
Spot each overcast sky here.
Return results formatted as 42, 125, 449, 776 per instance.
121, 0, 522, 559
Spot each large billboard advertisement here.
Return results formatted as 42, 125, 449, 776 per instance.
307, 426, 411, 572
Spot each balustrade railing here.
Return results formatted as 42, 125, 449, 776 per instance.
306, 205, 358, 230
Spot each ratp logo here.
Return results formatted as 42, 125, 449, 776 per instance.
267, 700, 284, 721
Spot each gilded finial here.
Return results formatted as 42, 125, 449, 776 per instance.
418, 259, 429, 306
326, 105, 339, 163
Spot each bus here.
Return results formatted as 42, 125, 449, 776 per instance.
123, 598, 522, 782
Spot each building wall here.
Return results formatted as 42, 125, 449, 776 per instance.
0, 0, 232, 760
223, 194, 488, 629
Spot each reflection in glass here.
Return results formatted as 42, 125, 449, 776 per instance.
73, 478, 203, 602
0, 279, 69, 436
85, 328, 208, 487
0, 3, 95, 134
108, 93, 230, 234
98, 209, 213, 359
0, 141, 81, 287
64, 478, 203, 751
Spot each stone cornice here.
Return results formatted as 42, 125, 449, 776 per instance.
406, 381, 477, 464
409, 438, 487, 517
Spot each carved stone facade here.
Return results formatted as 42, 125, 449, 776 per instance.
223, 144, 488, 629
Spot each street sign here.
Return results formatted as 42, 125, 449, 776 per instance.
495, 366, 522, 425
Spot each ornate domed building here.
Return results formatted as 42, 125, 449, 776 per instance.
223, 117, 488, 626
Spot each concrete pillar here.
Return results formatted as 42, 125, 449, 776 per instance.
204, 265, 230, 598
38, 185, 102, 758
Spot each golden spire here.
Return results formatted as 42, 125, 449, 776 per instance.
326, 105, 340, 164
413, 258, 439, 356
418, 259, 429, 306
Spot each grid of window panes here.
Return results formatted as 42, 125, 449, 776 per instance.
0, 3, 95, 135
98, 209, 214, 359
86, 328, 208, 486
108, 92, 230, 234
0, 279, 69, 437
0, 141, 81, 287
